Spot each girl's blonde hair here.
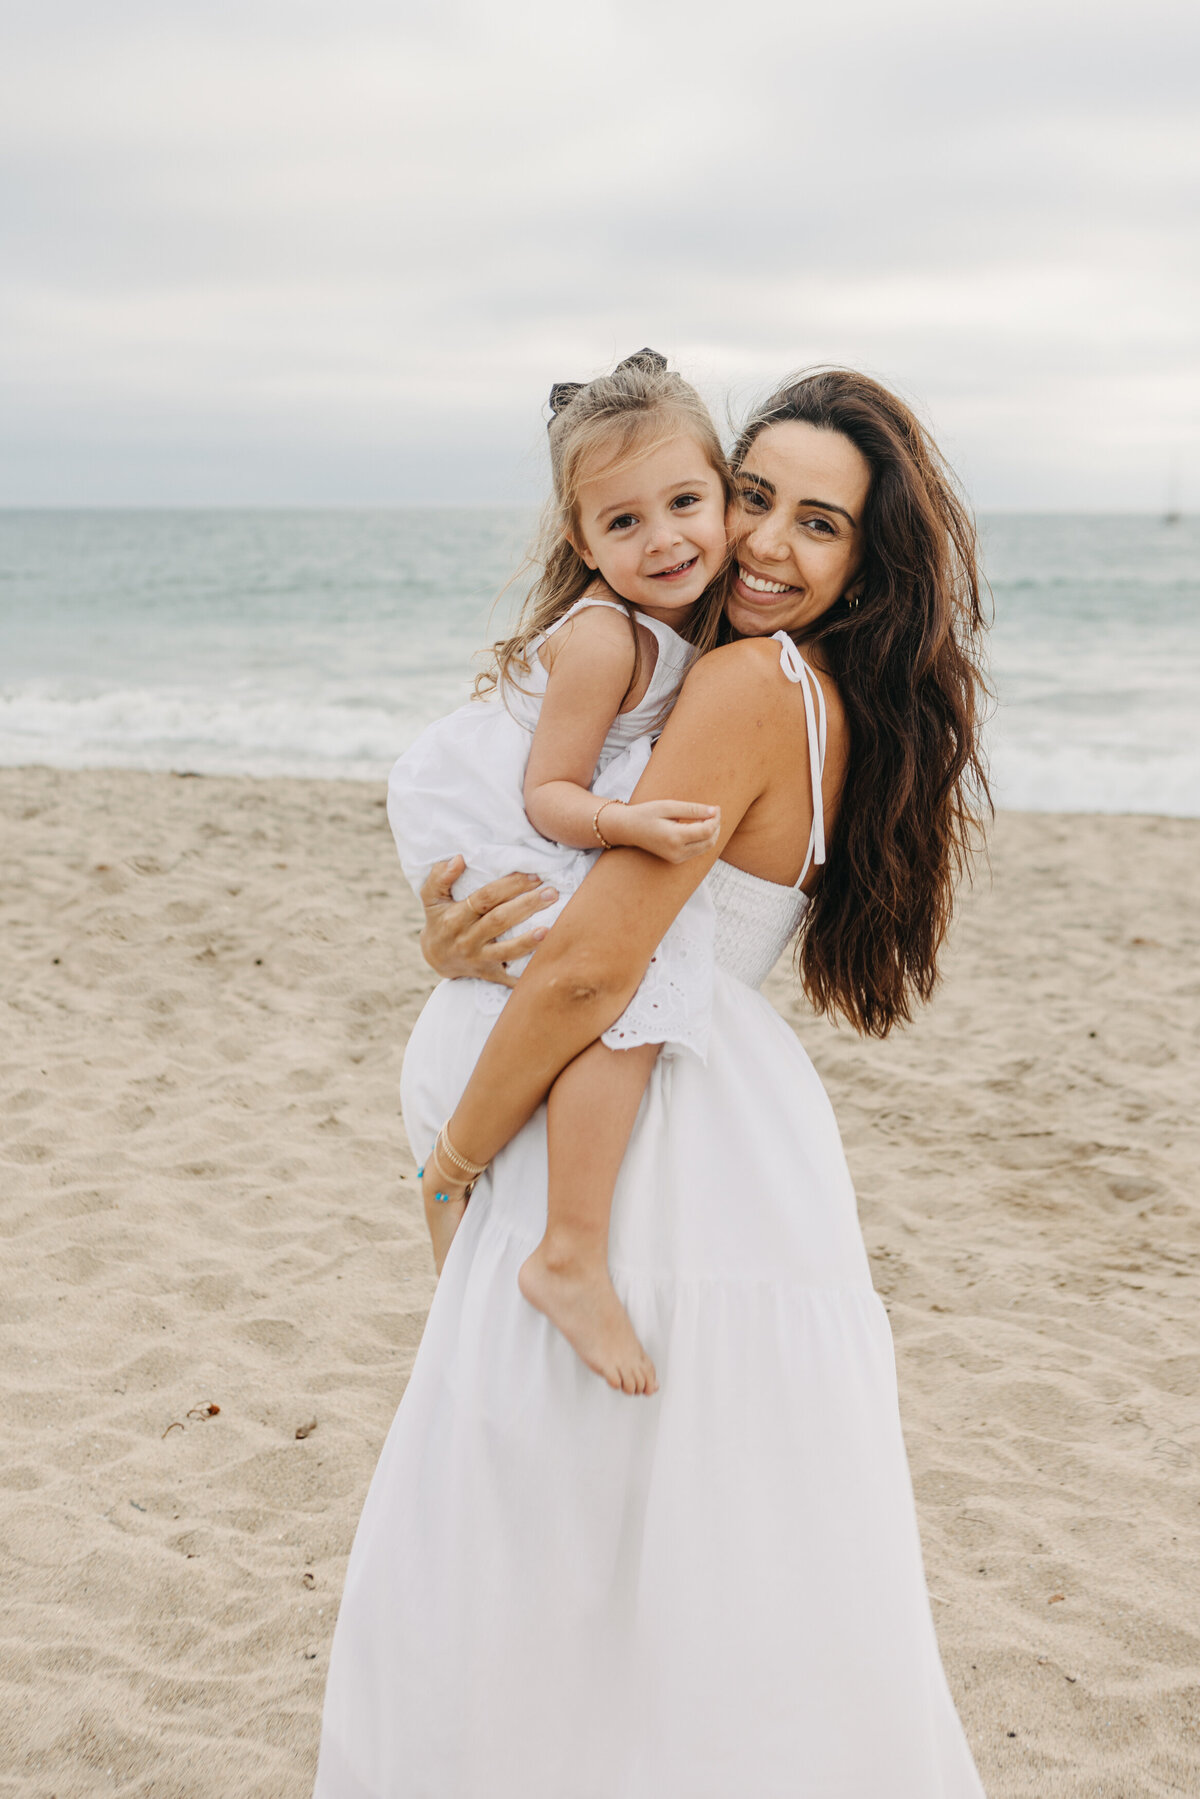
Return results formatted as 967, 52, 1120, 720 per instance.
479, 349, 731, 699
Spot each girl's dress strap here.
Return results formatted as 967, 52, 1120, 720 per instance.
771, 631, 827, 888
540, 594, 632, 640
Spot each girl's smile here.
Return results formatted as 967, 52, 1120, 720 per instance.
649, 554, 700, 581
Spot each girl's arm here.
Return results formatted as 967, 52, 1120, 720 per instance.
444, 640, 790, 1168
523, 606, 638, 848
525, 607, 719, 863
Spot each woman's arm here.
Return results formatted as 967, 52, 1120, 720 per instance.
442, 640, 792, 1166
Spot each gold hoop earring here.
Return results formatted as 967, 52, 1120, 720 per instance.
845, 591, 861, 610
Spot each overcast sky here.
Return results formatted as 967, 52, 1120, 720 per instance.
2, 0, 1197, 509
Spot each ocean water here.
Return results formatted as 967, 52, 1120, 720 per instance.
2, 509, 1198, 815
980, 513, 1200, 816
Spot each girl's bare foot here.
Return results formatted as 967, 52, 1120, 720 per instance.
420, 1162, 469, 1275
519, 1244, 657, 1395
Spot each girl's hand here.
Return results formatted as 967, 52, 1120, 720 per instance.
418, 857, 558, 985
601, 799, 721, 865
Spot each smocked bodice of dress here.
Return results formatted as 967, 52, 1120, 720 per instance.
709, 859, 810, 990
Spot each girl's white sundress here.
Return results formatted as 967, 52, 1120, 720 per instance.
314, 633, 987, 1798
386, 595, 714, 1060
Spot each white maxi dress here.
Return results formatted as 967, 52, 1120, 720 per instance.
313, 634, 986, 1799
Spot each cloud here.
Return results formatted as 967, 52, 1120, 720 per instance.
1, 0, 1197, 505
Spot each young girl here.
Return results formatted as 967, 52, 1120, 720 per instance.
387, 348, 730, 1395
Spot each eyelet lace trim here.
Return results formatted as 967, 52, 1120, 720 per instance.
471, 882, 715, 1063
600, 882, 714, 1061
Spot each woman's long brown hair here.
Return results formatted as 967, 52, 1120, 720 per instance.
731, 369, 991, 1037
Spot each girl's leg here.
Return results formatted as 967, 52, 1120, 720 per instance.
519, 1038, 660, 1395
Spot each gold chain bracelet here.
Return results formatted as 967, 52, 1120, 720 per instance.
592, 799, 624, 850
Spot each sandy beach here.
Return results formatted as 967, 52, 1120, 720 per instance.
1, 765, 1197, 1799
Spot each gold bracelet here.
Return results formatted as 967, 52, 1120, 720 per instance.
436, 1124, 488, 1181
592, 799, 623, 850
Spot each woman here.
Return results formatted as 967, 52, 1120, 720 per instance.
313, 369, 990, 1797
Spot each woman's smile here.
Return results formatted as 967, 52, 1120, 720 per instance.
735, 562, 801, 599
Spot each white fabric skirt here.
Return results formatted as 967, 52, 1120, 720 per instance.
313, 973, 986, 1798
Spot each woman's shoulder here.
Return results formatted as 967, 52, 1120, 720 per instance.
681, 634, 807, 706
689, 633, 779, 671
681, 636, 847, 757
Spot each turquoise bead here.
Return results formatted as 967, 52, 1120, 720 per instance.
417, 1164, 450, 1202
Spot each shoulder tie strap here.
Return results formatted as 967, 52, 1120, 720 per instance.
772, 632, 827, 887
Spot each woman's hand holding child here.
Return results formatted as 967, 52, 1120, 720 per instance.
419, 858, 557, 987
